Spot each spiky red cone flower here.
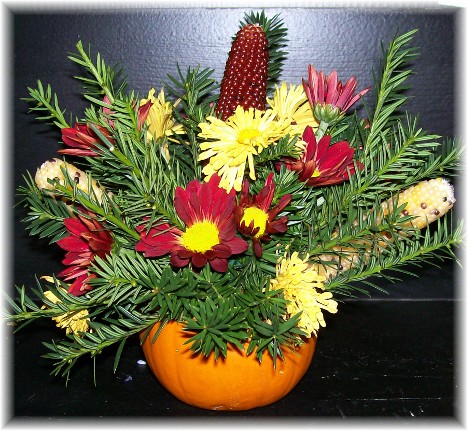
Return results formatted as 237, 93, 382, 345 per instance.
215, 24, 269, 121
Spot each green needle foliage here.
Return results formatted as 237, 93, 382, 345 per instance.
7, 21, 463, 384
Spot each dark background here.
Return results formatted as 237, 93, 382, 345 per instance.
9, 6, 463, 420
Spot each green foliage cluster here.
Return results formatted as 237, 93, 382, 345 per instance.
7, 12, 463, 382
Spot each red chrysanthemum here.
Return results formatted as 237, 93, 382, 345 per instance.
135, 175, 249, 272
57, 212, 113, 296
302, 65, 370, 123
283, 126, 363, 187
236, 173, 291, 258
60, 123, 114, 157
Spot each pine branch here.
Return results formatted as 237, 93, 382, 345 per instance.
255, 134, 300, 165
335, 115, 461, 209
22, 80, 70, 129
68, 40, 127, 103
325, 215, 463, 296
43, 314, 159, 378
366, 29, 419, 158
166, 65, 218, 128
17, 172, 71, 243
43, 166, 140, 241
166, 65, 218, 178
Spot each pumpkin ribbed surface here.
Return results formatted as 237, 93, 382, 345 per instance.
141, 321, 316, 411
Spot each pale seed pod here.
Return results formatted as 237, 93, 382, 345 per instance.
309, 178, 456, 280
34, 158, 108, 203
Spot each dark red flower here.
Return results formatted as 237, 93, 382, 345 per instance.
236, 173, 291, 258
135, 175, 248, 272
137, 99, 153, 131
302, 65, 370, 123
57, 212, 113, 296
283, 126, 363, 187
60, 123, 114, 157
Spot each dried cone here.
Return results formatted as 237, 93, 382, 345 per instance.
35, 158, 108, 204
310, 178, 456, 280
215, 24, 269, 121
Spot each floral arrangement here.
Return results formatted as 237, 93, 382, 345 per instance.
8, 11, 462, 381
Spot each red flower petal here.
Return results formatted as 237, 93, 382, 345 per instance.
209, 257, 228, 273
57, 236, 89, 252
191, 253, 208, 268
62, 251, 92, 266
325, 70, 339, 106
314, 135, 332, 162
58, 149, 99, 157
170, 253, 190, 268
135, 232, 178, 256
226, 236, 249, 254
67, 273, 94, 296
267, 217, 289, 234
63, 218, 87, 237
253, 240, 263, 258
137, 100, 153, 131
58, 265, 87, 279
174, 186, 196, 226
208, 244, 232, 259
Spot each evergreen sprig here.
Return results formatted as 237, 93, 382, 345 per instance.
17, 173, 71, 243
366, 29, 419, 157
7, 21, 463, 383
68, 40, 127, 103
23, 80, 70, 129
326, 215, 463, 295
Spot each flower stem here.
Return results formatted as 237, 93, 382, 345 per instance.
315, 121, 329, 140
78, 196, 140, 240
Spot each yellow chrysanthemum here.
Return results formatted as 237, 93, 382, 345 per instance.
41, 277, 91, 336
198, 106, 287, 192
140, 88, 184, 159
270, 252, 338, 337
267, 82, 319, 137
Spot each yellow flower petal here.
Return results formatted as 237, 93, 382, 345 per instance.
41, 277, 91, 336
270, 252, 338, 337
198, 106, 288, 192
140, 88, 184, 143
267, 82, 319, 137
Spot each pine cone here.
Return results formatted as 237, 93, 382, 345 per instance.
215, 24, 269, 121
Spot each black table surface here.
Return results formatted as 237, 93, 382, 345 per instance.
9, 263, 460, 422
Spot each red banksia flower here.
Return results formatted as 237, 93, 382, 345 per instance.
283, 126, 363, 187
215, 23, 269, 121
60, 123, 114, 157
236, 173, 291, 257
302, 65, 370, 123
57, 212, 113, 296
135, 175, 248, 272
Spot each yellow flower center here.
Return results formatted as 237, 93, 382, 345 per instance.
241, 206, 269, 238
181, 221, 220, 253
311, 169, 320, 178
238, 128, 261, 145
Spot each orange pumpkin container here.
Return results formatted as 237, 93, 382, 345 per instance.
141, 321, 316, 411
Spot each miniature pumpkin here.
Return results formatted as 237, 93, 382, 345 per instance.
140, 321, 316, 411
